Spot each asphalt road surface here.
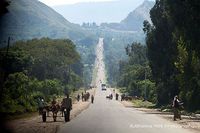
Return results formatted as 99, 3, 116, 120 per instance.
58, 38, 195, 133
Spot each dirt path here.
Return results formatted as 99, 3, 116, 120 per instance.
6, 89, 96, 133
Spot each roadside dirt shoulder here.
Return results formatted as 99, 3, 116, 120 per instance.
6, 88, 96, 133
121, 100, 200, 132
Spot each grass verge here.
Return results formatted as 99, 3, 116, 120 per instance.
132, 99, 156, 108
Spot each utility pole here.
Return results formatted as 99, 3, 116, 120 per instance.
144, 45, 148, 101
6, 36, 11, 58
144, 68, 147, 101
0, 36, 11, 101
2, 36, 11, 82
68, 65, 71, 83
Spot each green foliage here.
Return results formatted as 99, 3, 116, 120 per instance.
103, 34, 135, 86
166, 0, 200, 112
76, 36, 98, 87
39, 79, 63, 100
0, 38, 84, 114
12, 38, 81, 81
132, 99, 155, 108
167, 0, 200, 57
137, 80, 156, 103
0, 47, 33, 75
144, 0, 200, 111
144, 0, 179, 105
1, 72, 37, 114
126, 42, 147, 65
117, 42, 156, 102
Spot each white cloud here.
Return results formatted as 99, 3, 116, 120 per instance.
38, 0, 117, 6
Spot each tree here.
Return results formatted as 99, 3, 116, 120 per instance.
144, 0, 179, 105
1, 72, 34, 113
166, 0, 200, 57
13, 38, 81, 82
0, 0, 9, 17
117, 42, 155, 101
0, 47, 33, 77
0, 38, 85, 114
144, 0, 200, 111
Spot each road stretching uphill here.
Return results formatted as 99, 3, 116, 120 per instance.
58, 38, 197, 133
91, 38, 106, 87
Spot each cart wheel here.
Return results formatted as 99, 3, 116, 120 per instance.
42, 112, 46, 122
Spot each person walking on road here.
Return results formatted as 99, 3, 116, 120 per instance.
81, 92, 84, 101
110, 94, 113, 100
172, 95, 182, 121
121, 94, 124, 101
77, 94, 80, 102
116, 93, 119, 100
91, 95, 94, 104
62, 94, 72, 122
38, 98, 46, 115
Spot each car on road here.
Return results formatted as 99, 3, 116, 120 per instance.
101, 84, 106, 91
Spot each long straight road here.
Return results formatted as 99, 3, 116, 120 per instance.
58, 38, 196, 133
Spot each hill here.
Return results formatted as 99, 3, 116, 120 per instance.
101, 0, 155, 31
120, 0, 155, 31
0, 0, 87, 46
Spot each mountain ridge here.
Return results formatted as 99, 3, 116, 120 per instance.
101, 0, 155, 31
0, 0, 87, 45
120, 0, 154, 30
53, 0, 153, 25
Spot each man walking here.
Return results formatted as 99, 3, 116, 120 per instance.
62, 94, 72, 122
77, 94, 80, 102
91, 95, 94, 104
172, 95, 182, 121
116, 93, 119, 100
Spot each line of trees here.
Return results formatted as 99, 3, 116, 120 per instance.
143, 0, 200, 112
76, 36, 98, 87
117, 42, 156, 103
0, 38, 83, 114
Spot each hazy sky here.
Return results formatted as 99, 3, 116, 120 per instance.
39, 0, 117, 6
38, 0, 155, 24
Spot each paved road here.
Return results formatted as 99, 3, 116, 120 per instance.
58, 38, 195, 133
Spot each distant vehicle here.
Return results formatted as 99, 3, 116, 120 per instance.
101, 84, 106, 91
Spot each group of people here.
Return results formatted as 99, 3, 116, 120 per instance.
38, 94, 72, 122
77, 92, 95, 104
38, 92, 183, 122
106, 93, 119, 100
106, 94, 113, 99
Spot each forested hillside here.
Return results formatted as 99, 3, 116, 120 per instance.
0, 0, 88, 45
